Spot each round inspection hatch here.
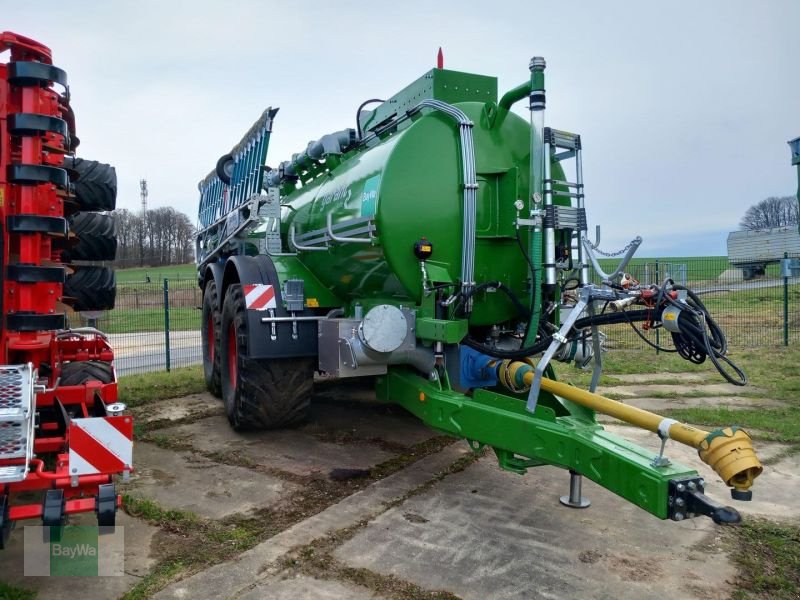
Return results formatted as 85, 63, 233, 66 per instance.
359, 305, 408, 354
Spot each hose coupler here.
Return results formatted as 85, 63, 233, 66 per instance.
529, 57, 546, 111
529, 56, 546, 72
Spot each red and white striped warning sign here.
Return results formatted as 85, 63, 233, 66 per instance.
68, 417, 133, 476
243, 284, 277, 311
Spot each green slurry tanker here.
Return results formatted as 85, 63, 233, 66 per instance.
196, 57, 763, 523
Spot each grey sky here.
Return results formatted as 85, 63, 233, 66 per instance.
6, 0, 799, 256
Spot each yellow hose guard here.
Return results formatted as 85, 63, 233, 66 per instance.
495, 360, 764, 494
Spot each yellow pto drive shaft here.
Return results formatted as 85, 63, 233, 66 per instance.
497, 360, 763, 497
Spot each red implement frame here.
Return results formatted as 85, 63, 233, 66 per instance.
0, 32, 130, 539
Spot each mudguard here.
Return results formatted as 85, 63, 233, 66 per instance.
220, 255, 320, 359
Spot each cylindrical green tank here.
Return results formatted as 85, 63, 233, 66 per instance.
281, 101, 559, 326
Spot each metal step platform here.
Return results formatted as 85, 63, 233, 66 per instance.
0, 364, 35, 483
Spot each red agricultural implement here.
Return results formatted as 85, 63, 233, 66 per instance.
0, 32, 125, 547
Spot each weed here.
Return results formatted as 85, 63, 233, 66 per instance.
728, 519, 800, 600
0, 583, 36, 600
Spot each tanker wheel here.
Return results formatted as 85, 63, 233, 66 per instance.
62, 212, 118, 262
60, 361, 114, 386
220, 283, 313, 430
63, 157, 117, 211
201, 280, 222, 398
64, 266, 116, 311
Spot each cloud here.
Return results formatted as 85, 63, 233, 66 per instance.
4, 0, 798, 259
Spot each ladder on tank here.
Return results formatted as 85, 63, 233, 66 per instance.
529, 127, 642, 407
542, 127, 590, 285
544, 127, 641, 283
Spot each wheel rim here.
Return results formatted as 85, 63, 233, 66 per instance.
227, 323, 237, 386
207, 313, 215, 360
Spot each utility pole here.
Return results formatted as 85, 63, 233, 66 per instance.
139, 179, 148, 266
140, 178, 148, 215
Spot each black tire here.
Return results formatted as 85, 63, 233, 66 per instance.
60, 360, 114, 385
64, 266, 116, 311
63, 212, 117, 262
220, 284, 313, 430
202, 280, 222, 398
216, 154, 233, 184
64, 157, 117, 211
214, 154, 233, 185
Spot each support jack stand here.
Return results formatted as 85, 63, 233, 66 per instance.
559, 470, 591, 508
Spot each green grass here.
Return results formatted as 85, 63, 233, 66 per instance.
115, 263, 196, 284
123, 495, 200, 528
663, 349, 800, 450
599, 255, 729, 281
555, 348, 800, 449
0, 583, 36, 600
598, 255, 787, 283
667, 405, 800, 446
701, 285, 800, 329
120, 495, 265, 600
95, 307, 199, 334
730, 519, 800, 600
118, 365, 205, 407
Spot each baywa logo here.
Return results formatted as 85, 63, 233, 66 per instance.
51, 542, 98, 558
24, 525, 124, 576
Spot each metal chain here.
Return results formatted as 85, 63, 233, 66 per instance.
586, 237, 638, 257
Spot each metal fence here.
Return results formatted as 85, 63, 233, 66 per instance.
71, 278, 202, 376
593, 253, 800, 349
71, 254, 799, 376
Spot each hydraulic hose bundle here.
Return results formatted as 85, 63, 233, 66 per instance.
463, 276, 746, 385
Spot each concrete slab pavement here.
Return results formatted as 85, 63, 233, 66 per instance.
236, 575, 383, 600
334, 457, 737, 600
123, 442, 299, 519
156, 415, 399, 477
153, 444, 470, 600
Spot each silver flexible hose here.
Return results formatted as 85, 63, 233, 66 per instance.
411, 99, 477, 307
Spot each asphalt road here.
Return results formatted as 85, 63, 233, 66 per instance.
109, 331, 202, 376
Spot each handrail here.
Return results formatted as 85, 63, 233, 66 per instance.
290, 224, 328, 252
326, 212, 373, 244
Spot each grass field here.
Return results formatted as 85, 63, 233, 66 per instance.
597, 255, 787, 283
93, 307, 199, 334
115, 263, 197, 284
115, 258, 740, 284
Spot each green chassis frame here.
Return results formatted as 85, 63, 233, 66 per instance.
376, 367, 698, 519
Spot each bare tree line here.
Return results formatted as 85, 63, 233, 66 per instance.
740, 196, 799, 230
115, 207, 195, 267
